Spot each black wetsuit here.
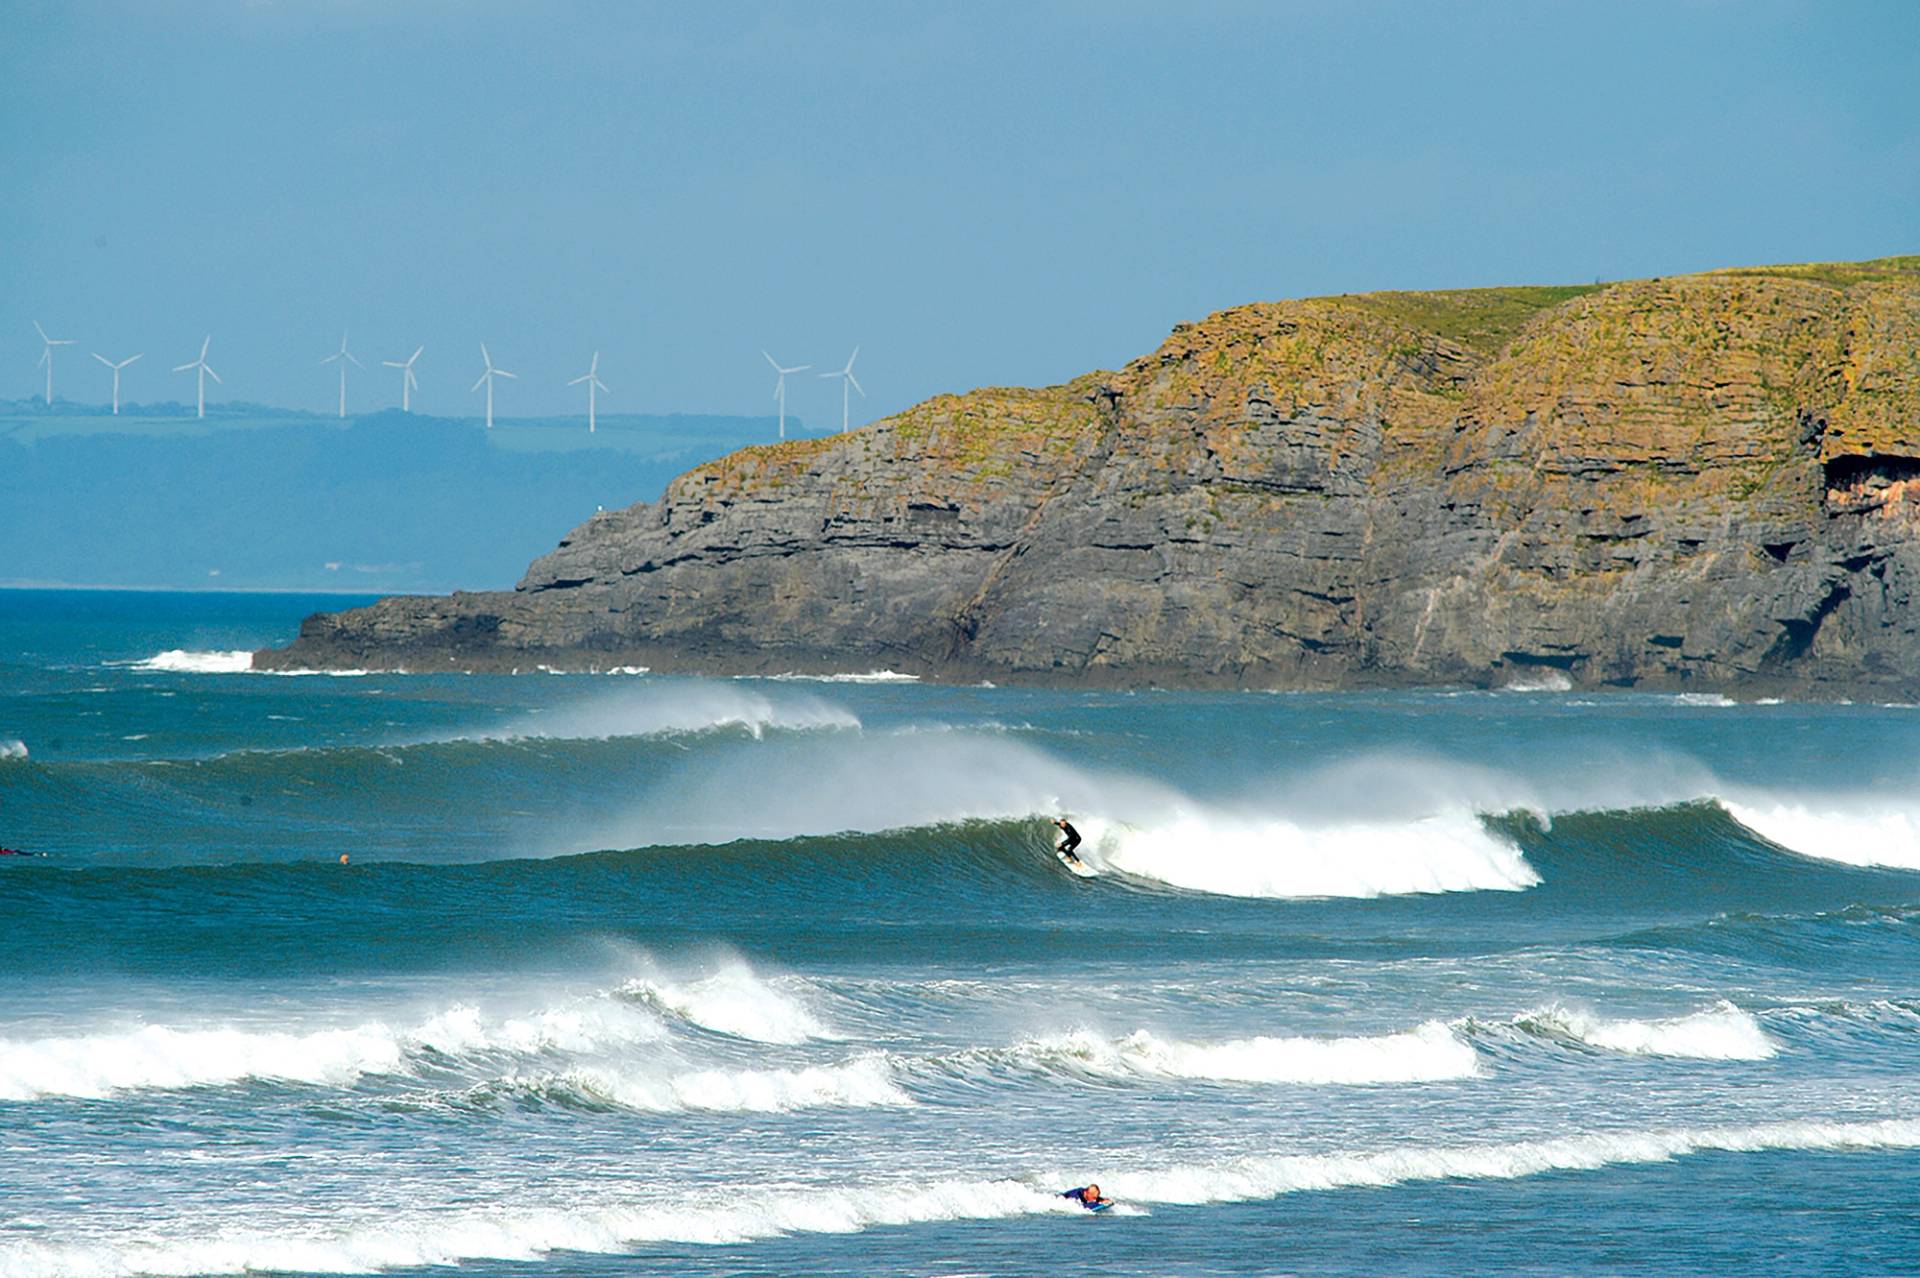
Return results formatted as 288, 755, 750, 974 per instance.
1056, 822, 1083, 859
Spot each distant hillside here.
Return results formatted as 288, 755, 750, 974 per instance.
263, 256, 1920, 696
0, 408, 806, 591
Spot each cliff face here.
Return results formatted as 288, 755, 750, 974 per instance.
259, 257, 1920, 693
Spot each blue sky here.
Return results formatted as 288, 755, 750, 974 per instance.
6, 0, 1917, 423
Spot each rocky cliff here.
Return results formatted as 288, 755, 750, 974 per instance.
258, 256, 1920, 694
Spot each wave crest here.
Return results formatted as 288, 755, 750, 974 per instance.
975, 1021, 1479, 1085
1076, 812, 1538, 899
618, 961, 829, 1043
1510, 1001, 1778, 1060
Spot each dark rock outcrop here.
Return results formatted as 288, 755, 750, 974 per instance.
258, 256, 1920, 695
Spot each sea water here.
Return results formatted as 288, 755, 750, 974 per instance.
2, 588, 1918, 1277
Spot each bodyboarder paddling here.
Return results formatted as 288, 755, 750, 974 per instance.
1053, 817, 1083, 864
1061, 1182, 1114, 1211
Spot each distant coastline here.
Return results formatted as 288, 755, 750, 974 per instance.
261, 256, 1920, 697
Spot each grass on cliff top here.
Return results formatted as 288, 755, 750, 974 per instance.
1338, 284, 1607, 355
1712, 255, 1920, 289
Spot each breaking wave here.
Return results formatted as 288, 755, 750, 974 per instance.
492, 1057, 908, 1114
605, 733, 1543, 900
9, 1119, 1918, 1276
443, 683, 860, 744
953, 1021, 1480, 1086
0, 961, 834, 1105
1073, 811, 1538, 899
1508, 1001, 1778, 1060
0, 1000, 665, 1102
126, 648, 255, 674
1725, 797, 1920, 870
617, 959, 831, 1043
121, 649, 369, 676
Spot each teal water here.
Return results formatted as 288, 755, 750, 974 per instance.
3, 590, 1919, 1276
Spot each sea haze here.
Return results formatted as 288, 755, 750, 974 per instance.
2, 590, 1919, 1277
0, 408, 795, 593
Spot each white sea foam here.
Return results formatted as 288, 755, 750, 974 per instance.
0, 739, 26, 761
127, 649, 254, 674
1501, 669, 1572, 692
990, 1021, 1479, 1085
119, 649, 370, 677
0, 1023, 408, 1100
521, 1055, 909, 1113
1672, 692, 1737, 707
1078, 810, 1539, 898
619, 960, 829, 1043
1516, 1001, 1777, 1060
758, 670, 921, 683
463, 683, 859, 744
1725, 797, 1920, 870
1102, 1117, 1920, 1206
9, 1119, 1918, 1277
0, 1000, 665, 1101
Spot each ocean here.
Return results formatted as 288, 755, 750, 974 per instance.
2, 588, 1917, 1277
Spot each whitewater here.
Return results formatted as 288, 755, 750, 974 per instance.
3, 589, 1920, 1278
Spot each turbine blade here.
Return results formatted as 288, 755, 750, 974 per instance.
204, 365, 222, 384
346, 353, 364, 368
125, 354, 142, 366
409, 346, 423, 364
818, 370, 837, 379
790, 364, 811, 374
33, 321, 49, 342
593, 376, 607, 391
37, 350, 48, 368
173, 361, 196, 373
321, 352, 340, 364
589, 351, 599, 373
568, 373, 591, 385
51, 339, 73, 346
848, 372, 866, 396
470, 372, 489, 393
406, 368, 418, 389
763, 350, 781, 371
846, 346, 860, 372
480, 342, 492, 368
496, 369, 517, 379
383, 360, 405, 369
94, 352, 113, 367
200, 336, 211, 358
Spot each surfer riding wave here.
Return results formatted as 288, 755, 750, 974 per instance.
1053, 817, 1083, 864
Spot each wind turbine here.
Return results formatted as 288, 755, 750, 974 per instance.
33, 322, 74, 406
320, 331, 363, 418
383, 346, 423, 411
172, 336, 221, 419
92, 351, 142, 415
568, 350, 607, 432
818, 346, 864, 434
762, 350, 810, 440
470, 343, 515, 429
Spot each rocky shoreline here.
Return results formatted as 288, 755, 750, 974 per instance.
258, 257, 1920, 697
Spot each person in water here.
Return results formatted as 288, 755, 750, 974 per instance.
1061, 1183, 1114, 1210
1053, 817, 1083, 863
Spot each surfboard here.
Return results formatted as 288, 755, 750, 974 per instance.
1056, 849, 1097, 877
